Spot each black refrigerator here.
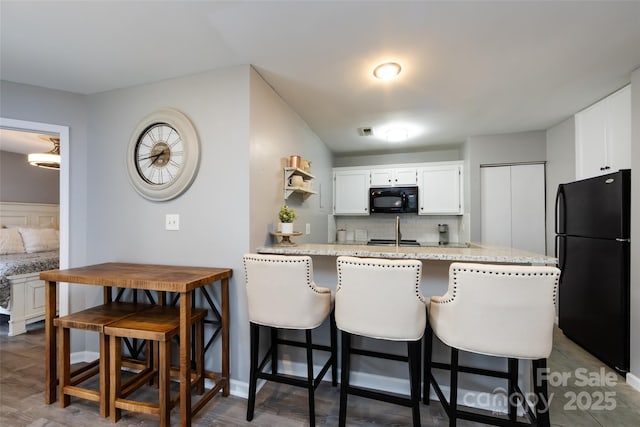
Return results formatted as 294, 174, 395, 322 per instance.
556, 169, 630, 375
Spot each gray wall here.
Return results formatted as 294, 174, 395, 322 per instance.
0, 150, 60, 203
630, 68, 640, 385
0, 80, 89, 316
2, 66, 333, 393
545, 118, 575, 256
465, 131, 547, 243
249, 67, 334, 252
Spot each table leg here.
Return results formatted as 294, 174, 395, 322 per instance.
45, 280, 57, 404
179, 291, 193, 426
221, 278, 230, 396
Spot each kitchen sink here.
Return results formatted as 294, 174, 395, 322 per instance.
366, 239, 470, 248
367, 239, 421, 247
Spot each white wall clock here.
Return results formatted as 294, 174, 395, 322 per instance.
127, 108, 200, 201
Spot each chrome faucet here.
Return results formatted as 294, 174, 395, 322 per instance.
395, 215, 402, 246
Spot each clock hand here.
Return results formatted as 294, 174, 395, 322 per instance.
138, 152, 163, 162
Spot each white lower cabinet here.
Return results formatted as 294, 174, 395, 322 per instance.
417, 163, 463, 215
333, 169, 370, 215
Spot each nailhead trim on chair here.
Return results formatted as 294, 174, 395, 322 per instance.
436, 266, 559, 305
243, 255, 325, 295
336, 258, 425, 303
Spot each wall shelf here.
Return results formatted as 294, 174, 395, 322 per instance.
284, 167, 316, 199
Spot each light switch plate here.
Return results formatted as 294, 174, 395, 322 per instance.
165, 214, 180, 231
306, 223, 311, 234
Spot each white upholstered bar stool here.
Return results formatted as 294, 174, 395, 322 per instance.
243, 254, 337, 427
335, 256, 426, 427
424, 262, 560, 427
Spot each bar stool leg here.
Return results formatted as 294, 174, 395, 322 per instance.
508, 358, 519, 422
246, 322, 259, 421
533, 358, 551, 427
449, 348, 459, 427
408, 340, 422, 427
99, 333, 110, 417
109, 335, 122, 423
58, 325, 71, 408
423, 317, 432, 405
339, 331, 351, 427
330, 310, 338, 386
305, 329, 316, 427
159, 340, 170, 427
270, 327, 278, 375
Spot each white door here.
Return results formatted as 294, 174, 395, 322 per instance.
481, 164, 546, 253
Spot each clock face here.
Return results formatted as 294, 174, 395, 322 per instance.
134, 123, 184, 185
127, 109, 200, 201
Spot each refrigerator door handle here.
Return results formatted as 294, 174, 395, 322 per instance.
616, 238, 631, 243
556, 235, 566, 279
555, 185, 566, 235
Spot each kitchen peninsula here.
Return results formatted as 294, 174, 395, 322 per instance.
255, 242, 557, 409
256, 242, 556, 265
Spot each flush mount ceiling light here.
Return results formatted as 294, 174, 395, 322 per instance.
385, 127, 408, 142
28, 137, 60, 170
373, 62, 402, 80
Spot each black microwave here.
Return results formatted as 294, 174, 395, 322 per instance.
369, 186, 418, 213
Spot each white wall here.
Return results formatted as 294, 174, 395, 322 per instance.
629, 68, 640, 387
545, 118, 575, 256
465, 131, 547, 243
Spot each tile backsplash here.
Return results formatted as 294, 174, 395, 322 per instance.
331, 213, 469, 244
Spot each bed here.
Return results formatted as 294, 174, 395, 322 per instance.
0, 202, 60, 336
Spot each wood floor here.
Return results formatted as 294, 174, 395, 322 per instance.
1, 316, 639, 426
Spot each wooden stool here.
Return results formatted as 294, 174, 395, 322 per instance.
105, 305, 207, 426
54, 302, 151, 417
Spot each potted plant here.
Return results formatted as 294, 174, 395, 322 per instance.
278, 205, 296, 234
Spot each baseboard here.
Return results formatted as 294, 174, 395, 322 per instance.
626, 372, 640, 392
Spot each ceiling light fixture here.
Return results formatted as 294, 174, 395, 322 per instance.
28, 137, 60, 170
385, 127, 408, 142
373, 62, 402, 80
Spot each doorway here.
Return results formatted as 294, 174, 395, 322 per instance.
0, 117, 70, 315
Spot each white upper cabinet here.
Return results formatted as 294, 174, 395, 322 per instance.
417, 163, 463, 215
333, 169, 370, 215
575, 85, 631, 179
370, 167, 417, 187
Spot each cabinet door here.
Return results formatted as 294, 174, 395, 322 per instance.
606, 85, 631, 172
418, 165, 462, 215
575, 100, 607, 179
575, 85, 631, 179
370, 169, 393, 186
333, 170, 370, 215
394, 168, 418, 186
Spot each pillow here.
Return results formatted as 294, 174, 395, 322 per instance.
0, 228, 26, 255
18, 228, 59, 253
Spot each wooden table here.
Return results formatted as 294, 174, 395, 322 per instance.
40, 262, 233, 426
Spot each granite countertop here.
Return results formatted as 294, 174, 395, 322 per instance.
256, 242, 557, 265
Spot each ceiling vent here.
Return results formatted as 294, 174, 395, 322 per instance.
357, 127, 373, 137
